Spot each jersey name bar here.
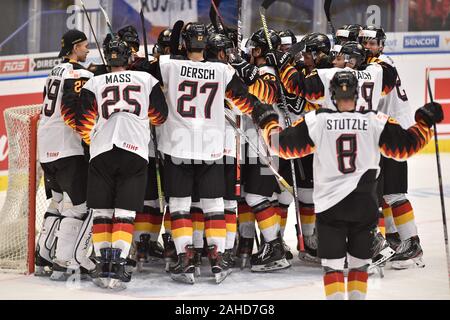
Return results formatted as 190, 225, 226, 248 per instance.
106, 73, 132, 84
326, 118, 368, 131
180, 65, 216, 80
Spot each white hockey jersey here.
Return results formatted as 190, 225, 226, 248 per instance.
38, 61, 93, 163
263, 108, 432, 213
158, 55, 235, 161
377, 54, 415, 129
303, 110, 387, 212
80, 70, 162, 161
313, 64, 385, 112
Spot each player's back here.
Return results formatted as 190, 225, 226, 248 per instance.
82, 70, 159, 161
158, 55, 235, 161
38, 61, 93, 163
377, 54, 414, 128
315, 64, 383, 112
305, 109, 389, 212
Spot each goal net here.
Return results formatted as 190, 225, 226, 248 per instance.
0, 105, 49, 274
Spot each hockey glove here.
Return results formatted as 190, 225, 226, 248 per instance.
252, 102, 279, 129
265, 50, 292, 70
415, 102, 443, 127
230, 56, 260, 86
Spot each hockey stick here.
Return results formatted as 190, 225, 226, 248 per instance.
260, 0, 305, 251
79, 0, 106, 65
209, 0, 225, 33
224, 108, 293, 194
169, 20, 184, 56
427, 70, 450, 286
140, 8, 165, 214
324, 0, 337, 44
98, 3, 114, 36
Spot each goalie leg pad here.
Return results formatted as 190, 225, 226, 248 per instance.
73, 209, 95, 271
53, 216, 84, 269
35, 212, 62, 270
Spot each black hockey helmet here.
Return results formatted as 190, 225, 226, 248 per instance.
153, 28, 172, 55
330, 70, 358, 103
279, 29, 297, 46
182, 22, 208, 51
358, 25, 386, 46
246, 28, 281, 56
338, 41, 366, 69
117, 25, 140, 53
205, 33, 234, 60
104, 35, 132, 67
336, 24, 363, 44
300, 32, 331, 55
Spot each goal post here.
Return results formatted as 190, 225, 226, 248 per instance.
0, 105, 48, 274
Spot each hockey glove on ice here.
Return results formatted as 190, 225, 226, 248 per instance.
415, 102, 443, 127
252, 102, 279, 129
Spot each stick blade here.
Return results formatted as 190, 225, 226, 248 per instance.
261, 0, 276, 10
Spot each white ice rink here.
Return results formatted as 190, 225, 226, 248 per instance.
0, 153, 449, 300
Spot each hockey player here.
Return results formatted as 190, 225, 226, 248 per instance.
231, 28, 294, 271
157, 22, 263, 284
335, 24, 363, 45
205, 32, 240, 267
114, 25, 167, 268
266, 32, 334, 263
36, 29, 94, 280
78, 36, 168, 289
278, 29, 297, 53
152, 28, 172, 59
253, 70, 443, 300
359, 25, 424, 269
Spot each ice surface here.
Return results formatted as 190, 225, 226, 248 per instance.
0, 154, 449, 300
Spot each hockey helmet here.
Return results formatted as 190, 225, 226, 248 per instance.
104, 36, 132, 67
182, 22, 208, 51
246, 28, 281, 56
330, 70, 359, 103
117, 25, 140, 53
336, 24, 363, 44
358, 25, 386, 46
206, 33, 234, 60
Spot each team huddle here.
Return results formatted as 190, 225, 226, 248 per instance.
34, 19, 443, 299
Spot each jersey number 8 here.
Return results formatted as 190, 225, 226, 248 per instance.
336, 134, 357, 174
